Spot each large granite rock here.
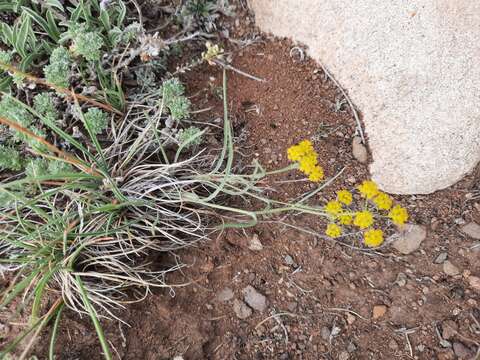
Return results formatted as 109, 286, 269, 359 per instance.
249, 0, 480, 194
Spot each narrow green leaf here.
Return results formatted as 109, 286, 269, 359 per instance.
49, 303, 65, 360
46, 10, 61, 40
99, 9, 111, 31
22, 6, 59, 42
75, 276, 112, 360
45, 0, 65, 12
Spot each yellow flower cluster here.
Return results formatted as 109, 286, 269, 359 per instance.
354, 210, 374, 229
326, 223, 342, 238
373, 192, 393, 210
324, 180, 410, 248
357, 180, 379, 199
364, 229, 384, 247
287, 140, 324, 182
388, 205, 409, 225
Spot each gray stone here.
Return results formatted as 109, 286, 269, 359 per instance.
434, 252, 448, 264
242, 285, 267, 312
284, 255, 294, 266
443, 260, 460, 276
216, 287, 234, 302
461, 222, 480, 239
392, 224, 427, 254
352, 136, 368, 163
233, 299, 252, 319
250, 0, 480, 194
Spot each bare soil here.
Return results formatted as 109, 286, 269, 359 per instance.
9, 5, 480, 360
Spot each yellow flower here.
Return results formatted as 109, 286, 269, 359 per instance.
298, 153, 318, 175
287, 145, 304, 162
325, 200, 343, 216
326, 223, 342, 238
373, 192, 393, 210
338, 213, 353, 225
354, 210, 374, 229
357, 180, 379, 199
388, 205, 409, 226
308, 165, 324, 182
202, 41, 224, 64
364, 228, 384, 247
287, 140, 314, 162
337, 189, 353, 205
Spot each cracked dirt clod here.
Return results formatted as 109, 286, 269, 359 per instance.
242, 285, 267, 312
216, 288, 234, 302
233, 299, 252, 319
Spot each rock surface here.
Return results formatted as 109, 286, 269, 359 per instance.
392, 224, 427, 254
249, 0, 480, 194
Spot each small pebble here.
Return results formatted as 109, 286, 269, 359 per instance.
284, 255, 295, 266
434, 252, 448, 264
248, 234, 263, 251
372, 305, 387, 319
468, 275, 480, 292
392, 224, 427, 254
320, 326, 330, 340
443, 260, 460, 276
352, 136, 368, 163
460, 222, 480, 239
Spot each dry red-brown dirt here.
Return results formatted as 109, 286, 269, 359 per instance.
7, 5, 480, 360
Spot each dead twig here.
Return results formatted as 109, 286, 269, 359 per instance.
213, 59, 266, 82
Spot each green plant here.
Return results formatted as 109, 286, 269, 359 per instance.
161, 78, 191, 120
33, 93, 58, 122
0, 71, 333, 359
178, 0, 233, 32
83, 107, 108, 135
177, 126, 203, 149
0, 144, 22, 170
70, 27, 104, 61
43, 47, 72, 87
